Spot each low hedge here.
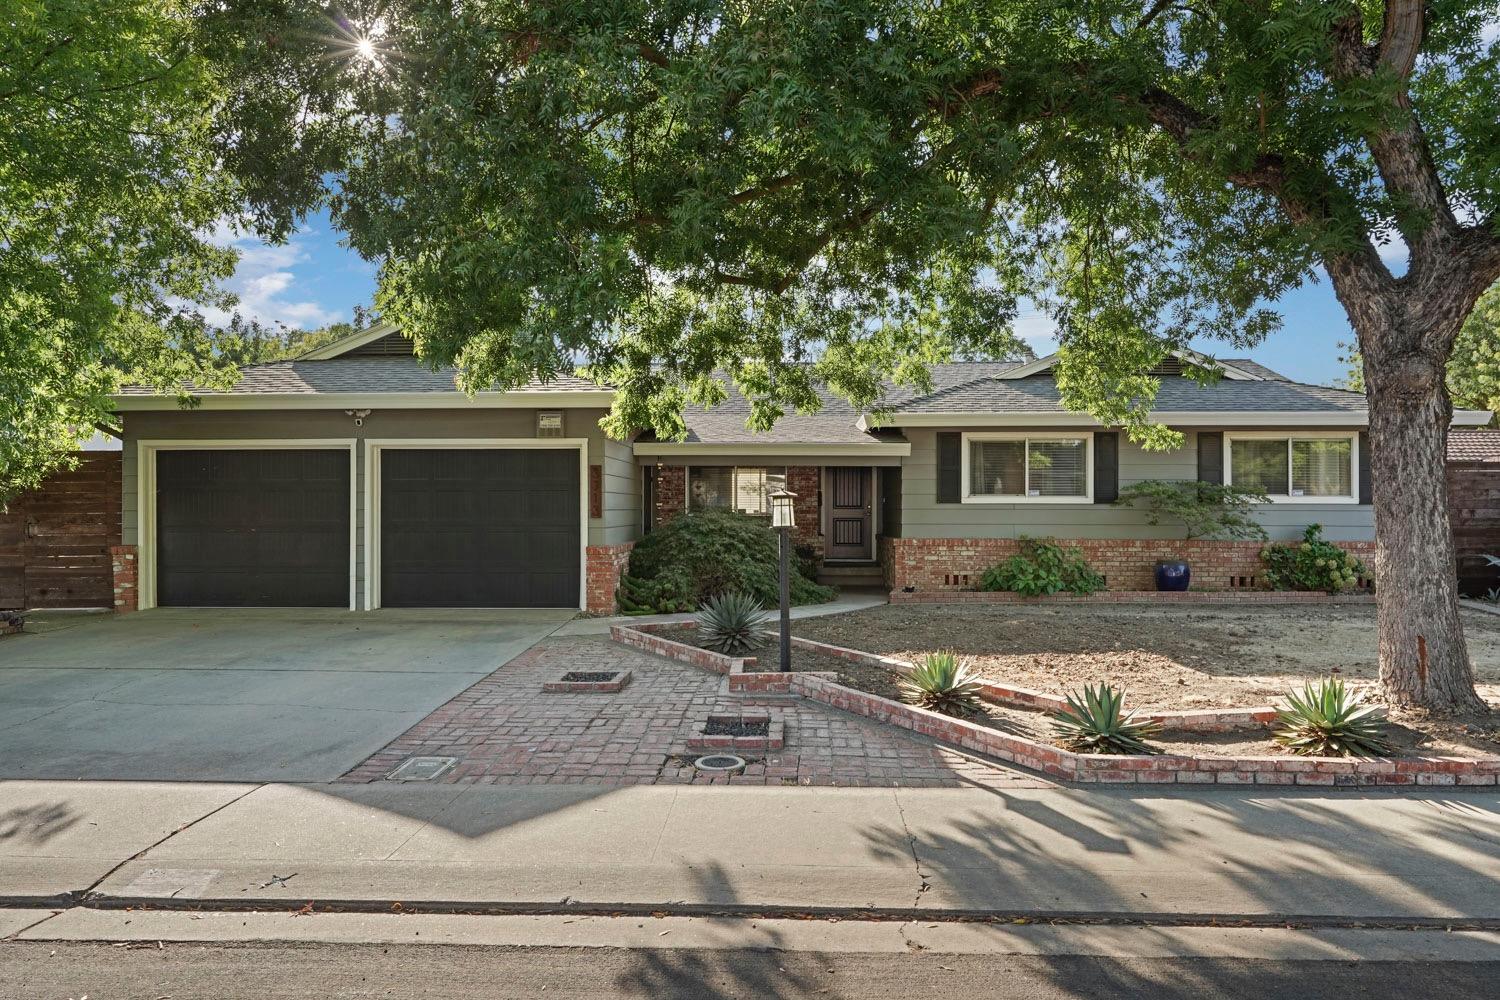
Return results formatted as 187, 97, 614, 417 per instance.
616, 509, 836, 614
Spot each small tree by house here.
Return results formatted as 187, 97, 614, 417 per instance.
1114, 481, 1270, 543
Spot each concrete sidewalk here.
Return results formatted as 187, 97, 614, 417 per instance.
2, 780, 1498, 924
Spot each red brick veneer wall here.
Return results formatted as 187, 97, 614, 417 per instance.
585, 542, 634, 613
883, 537, 1378, 592
109, 544, 138, 613
647, 464, 825, 553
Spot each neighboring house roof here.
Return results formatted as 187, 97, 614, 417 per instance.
1449, 429, 1500, 463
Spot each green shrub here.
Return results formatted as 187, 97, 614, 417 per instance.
696, 590, 771, 654
979, 537, 1105, 596
1049, 684, 1163, 755
1273, 679, 1395, 758
902, 652, 985, 717
1261, 524, 1368, 592
616, 509, 835, 614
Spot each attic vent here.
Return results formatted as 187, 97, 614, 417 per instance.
344, 332, 415, 357
1147, 357, 1188, 376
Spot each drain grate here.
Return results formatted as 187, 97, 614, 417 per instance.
387, 756, 458, 781
693, 754, 746, 773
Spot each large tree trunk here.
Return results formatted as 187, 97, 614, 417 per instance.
1359, 319, 1489, 715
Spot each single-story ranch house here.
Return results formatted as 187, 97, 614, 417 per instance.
109, 325, 1492, 613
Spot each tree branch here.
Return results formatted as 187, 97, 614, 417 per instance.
1376, 0, 1424, 79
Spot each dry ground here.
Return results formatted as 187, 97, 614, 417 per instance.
792, 604, 1500, 757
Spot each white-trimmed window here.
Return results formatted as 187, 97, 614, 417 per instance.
961, 433, 1093, 503
689, 466, 788, 515
1225, 433, 1358, 502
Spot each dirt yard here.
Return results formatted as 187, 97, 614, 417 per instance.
792, 603, 1500, 758
792, 603, 1500, 711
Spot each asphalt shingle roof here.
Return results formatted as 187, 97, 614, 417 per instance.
116, 358, 602, 395
119, 356, 1365, 447
887, 373, 1367, 414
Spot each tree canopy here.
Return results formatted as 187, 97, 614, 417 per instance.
1, 1, 235, 497
207, 0, 1500, 445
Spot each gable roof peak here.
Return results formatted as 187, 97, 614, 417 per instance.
999, 347, 1265, 382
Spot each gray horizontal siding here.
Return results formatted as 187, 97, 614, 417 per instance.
898, 427, 1375, 543
601, 437, 642, 545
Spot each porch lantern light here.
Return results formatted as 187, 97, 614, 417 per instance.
770, 488, 797, 529
769, 488, 796, 671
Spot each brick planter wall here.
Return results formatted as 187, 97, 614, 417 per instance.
884, 537, 1378, 593
891, 590, 1377, 605
109, 544, 138, 614
790, 673, 1500, 786
585, 542, 635, 614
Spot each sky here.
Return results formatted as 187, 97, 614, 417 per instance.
224, 207, 1370, 389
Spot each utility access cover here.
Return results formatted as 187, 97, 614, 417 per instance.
387, 756, 458, 781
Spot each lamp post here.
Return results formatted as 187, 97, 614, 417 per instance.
769, 488, 796, 673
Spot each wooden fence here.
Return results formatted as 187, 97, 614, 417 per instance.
1449, 458, 1500, 597
0, 453, 122, 610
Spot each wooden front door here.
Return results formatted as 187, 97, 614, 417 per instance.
825, 467, 873, 560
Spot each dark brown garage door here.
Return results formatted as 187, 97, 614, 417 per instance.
156, 449, 351, 607
379, 448, 580, 608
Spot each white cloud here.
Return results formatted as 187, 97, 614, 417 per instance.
199, 223, 344, 331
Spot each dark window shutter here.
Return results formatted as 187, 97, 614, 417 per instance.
1093, 432, 1119, 503
1197, 431, 1224, 485
936, 432, 961, 504
1358, 431, 1372, 504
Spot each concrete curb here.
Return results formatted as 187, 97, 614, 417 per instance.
25, 892, 1499, 932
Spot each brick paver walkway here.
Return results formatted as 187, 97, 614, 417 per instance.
343, 637, 1049, 788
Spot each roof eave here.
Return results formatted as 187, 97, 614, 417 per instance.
633, 440, 911, 458
871, 410, 1376, 428
112, 389, 617, 411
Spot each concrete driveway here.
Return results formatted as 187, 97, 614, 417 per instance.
0, 609, 570, 781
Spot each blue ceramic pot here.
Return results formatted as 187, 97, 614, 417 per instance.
1154, 560, 1191, 592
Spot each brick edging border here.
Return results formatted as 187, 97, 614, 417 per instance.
890, 590, 1377, 605
610, 623, 1500, 787
789, 674, 1500, 786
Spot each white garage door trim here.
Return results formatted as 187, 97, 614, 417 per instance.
136, 439, 359, 611
363, 439, 589, 611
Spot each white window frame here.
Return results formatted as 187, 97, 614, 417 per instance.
1223, 431, 1360, 504
363, 438, 590, 611
687, 465, 788, 516
960, 432, 1094, 504
135, 439, 360, 611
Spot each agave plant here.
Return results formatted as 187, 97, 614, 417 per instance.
696, 590, 771, 655
1049, 684, 1163, 755
902, 652, 985, 717
1273, 679, 1396, 758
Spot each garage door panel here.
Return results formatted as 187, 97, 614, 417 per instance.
380, 448, 580, 608
155, 449, 351, 607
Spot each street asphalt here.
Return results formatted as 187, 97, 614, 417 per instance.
3, 939, 1496, 999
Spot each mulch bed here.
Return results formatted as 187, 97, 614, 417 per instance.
702, 717, 770, 738
791, 604, 1500, 759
